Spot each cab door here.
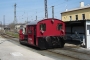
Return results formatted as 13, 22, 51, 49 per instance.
28, 26, 34, 45
19, 29, 24, 40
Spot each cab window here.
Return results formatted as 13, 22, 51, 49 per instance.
40, 23, 46, 31
28, 26, 32, 34
57, 23, 62, 30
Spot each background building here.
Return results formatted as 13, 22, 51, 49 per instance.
15, 23, 26, 33
61, 2, 90, 48
61, 2, 90, 21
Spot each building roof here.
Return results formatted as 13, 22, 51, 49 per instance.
64, 20, 87, 26
61, 6, 90, 14
16, 23, 26, 25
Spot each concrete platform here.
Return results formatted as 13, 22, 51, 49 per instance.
1, 36, 90, 60
0, 37, 54, 60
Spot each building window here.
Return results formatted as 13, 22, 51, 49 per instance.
82, 14, 85, 20
76, 15, 78, 21
40, 23, 46, 31
64, 17, 66, 20
70, 16, 72, 21
57, 23, 62, 30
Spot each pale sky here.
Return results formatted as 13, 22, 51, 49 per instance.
0, 0, 89, 25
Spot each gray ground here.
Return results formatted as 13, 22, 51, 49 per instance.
0, 36, 77, 60
2, 36, 90, 60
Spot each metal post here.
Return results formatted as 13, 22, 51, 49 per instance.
14, 3, 17, 32
27, 13, 28, 23
14, 3, 17, 24
65, 0, 68, 11
44, 0, 48, 18
3, 15, 5, 33
36, 16, 37, 20
52, 6, 54, 18
36, 11, 37, 20
0, 21, 2, 31
3, 15, 5, 28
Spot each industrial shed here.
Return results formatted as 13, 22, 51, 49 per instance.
65, 20, 90, 48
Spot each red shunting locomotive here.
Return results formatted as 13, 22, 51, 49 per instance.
19, 18, 65, 49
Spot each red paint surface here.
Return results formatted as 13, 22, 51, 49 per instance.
19, 29, 24, 40
37, 18, 65, 37
19, 18, 65, 46
27, 26, 35, 46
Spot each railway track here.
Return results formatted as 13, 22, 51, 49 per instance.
1, 33, 90, 60
63, 46, 90, 55
0, 33, 18, 41
48, 47, 90, 60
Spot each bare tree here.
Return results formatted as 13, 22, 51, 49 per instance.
8, 23, 15, 30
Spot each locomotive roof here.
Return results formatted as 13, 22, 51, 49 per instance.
27, 18, 63, 25
27, 20, 40, 25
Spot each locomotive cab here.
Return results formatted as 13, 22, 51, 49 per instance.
37, 18, 65, 49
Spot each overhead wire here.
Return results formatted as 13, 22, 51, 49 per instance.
31, 0, 71, 19
17, 0, 69, 20
17, 0, 78, 20
52, 0, 87, 20
54, 0, 84, 14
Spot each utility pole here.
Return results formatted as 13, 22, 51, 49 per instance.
14, 3, 17, 24
36, 11, 37, 20
52, 6, 54, 18
65, 0, 68, 11
0, 21, 2, 31
3, 15, 5, 28
44, 0, 48, 18
26, 17, 28, 24
27, 13, 28, 23
36, 16, 37, 20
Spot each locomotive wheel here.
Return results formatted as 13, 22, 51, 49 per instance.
38, 37, 47, 50
19, 40, 23, 44
46, 36, 53, 48
19, 40, 26, 45
40, 47, 47, 50
63, 36, 67, 40
51, 36, 58, 48
59, 39, 65, 48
